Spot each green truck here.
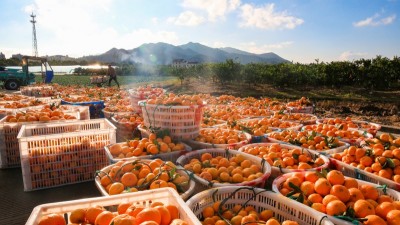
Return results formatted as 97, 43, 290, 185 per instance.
0, 56, 53, 90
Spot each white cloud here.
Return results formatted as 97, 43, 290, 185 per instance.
239, 3, 304, 30
181, 0, 240, 21
20, 0, 179, 57
339, 51, 369, 61
239, 41, 293, 54
353, 13, 396, 27
167, 11, 206, 26
151, 17, 159, 25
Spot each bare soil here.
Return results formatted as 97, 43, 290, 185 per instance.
169, 78, 400, 128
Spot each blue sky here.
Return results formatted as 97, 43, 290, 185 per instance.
0, 0, 399, 63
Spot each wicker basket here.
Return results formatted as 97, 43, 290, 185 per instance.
176, 148, 271, 192
238, 143, 330, 183
330, 158, 400, 191
139, 100, 205, 140
94, 160, 195, 200
186, 186, 334, 225
272, 172, 400, 225
183, 128, 252, 150
27, 187, 200, 225
104, 142, 192, 164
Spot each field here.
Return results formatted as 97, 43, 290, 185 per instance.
7, 74, 400, 128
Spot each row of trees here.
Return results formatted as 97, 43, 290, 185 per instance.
167, 56, 400, 90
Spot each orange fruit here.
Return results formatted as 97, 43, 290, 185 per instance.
326, 200, 346, 216
136, 207, 162, 225
139, 221, 159, 225
348, 188, 365, 202
308, 193, 323, 204
360, 185, 379, 201
202, 206, 215, 218
108, 182, 125, 195
69, 208, 86, 224
322, 194, 340, 206
85, 205, 105, 224
38, 213, 66, 225
314, 178, 332, 196
266, 218, 280, 225
110, 214, 136, 225
94, 211, 115, 225
354, 199, 375, 218
330, 185, 350, 202
126, 205, 145, 217
170, 219, 189, 225
155, 206, 172, 225
343, 177, 359, 189
282, 221, 300, 225
364, 215, 387, 225
387, 210, 400, 225
241, 215, 257, 225
117, 203, 132, 215
326, 170, 345, 185
376, 202, 396, 219
121, 172, 138, 187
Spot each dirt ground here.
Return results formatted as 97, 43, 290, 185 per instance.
169, 78, 400, 128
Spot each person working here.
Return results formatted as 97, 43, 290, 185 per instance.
107, 64, 120, 88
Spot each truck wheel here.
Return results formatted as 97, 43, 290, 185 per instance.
5, 80, 20, 90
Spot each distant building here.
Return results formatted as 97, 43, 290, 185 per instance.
11, 54, 23, 60
171, 59, 199, 68
0, 52, 5, 59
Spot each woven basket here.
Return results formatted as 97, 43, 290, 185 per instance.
176, 148, 271, 193
186, 186, 334, 225
272, 172, 400, 225
95, 159, 195, 200
139, 101, 205, 140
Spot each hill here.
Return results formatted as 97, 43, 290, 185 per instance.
79, 42, 289, 65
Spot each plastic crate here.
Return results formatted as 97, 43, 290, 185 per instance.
95, 160, 195, 200
20, 86, 56, 97
330, 158, 400, 191
139, 100, 205, 140
26, 187, 200, 225
58, 105, 90, 120
61, 99, 105, 119
238, 143, 330, 182
17, 119, 116, 191
176, 148, 271, 192
350, 120, 382, 137
272, 172, 400, 225
128, 88, 165, 113
183, 128, 252, 150
0, 111, 80, 168
109, 116, 141, 142
104, 142, 192, 164
186, 186, 334, 225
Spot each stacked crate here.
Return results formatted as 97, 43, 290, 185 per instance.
17, 119, 116, 191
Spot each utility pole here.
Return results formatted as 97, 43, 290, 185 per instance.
30, 13, 38, 57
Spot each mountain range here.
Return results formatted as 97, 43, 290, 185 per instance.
79, 42, 290, 65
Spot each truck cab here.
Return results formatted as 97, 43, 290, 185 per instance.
0, 56, 53, 90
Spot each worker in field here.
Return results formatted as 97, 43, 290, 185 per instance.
107, 64, 120, 88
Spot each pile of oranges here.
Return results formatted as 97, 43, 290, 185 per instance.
38, 201, 187, 225
331, 133, 400, 183
182, 152, 263, 184
97, 159, 190, 196
239, 143, 326, 170
145, 93, 204, 106
4, 108, 77, 122
275, 170, 400, 225
268, 130, 346, 151
200, 201, 299, 225
108, 133, 186, 159
302, 123, 371, 143
193, 128, 249, 146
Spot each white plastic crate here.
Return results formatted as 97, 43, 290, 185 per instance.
104, 142, 192, 164
186, 186, 334, 225
330, 158, 400, 191
17, 119, 116, 191
57, 105, 90, 120
95, 160, 195, 200
109, 116, 141, 142
26, 187, 200, 225
0, 111, 80, 168
20, 86, 56, 97
272, 172, 400, 225
128, 88, 165, 113
238, 143, 330, 182
176, 148, 272, 192
139, 100, 204, 140
183, 128, 252, 150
